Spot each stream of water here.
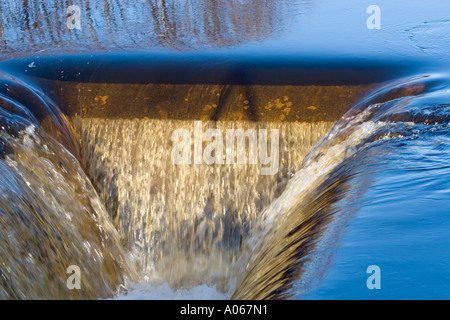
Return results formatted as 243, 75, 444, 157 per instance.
0, 0, 449, 300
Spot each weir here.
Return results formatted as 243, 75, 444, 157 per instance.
0, 49, 431, 299
0, 0, 449, 301
3, 54, 419, 288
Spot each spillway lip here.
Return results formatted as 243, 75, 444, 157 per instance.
0, 51, 424, 86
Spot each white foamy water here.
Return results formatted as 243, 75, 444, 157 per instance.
114, 282, 228, 300
72, 111, 389, 299
73, 118, 333, 294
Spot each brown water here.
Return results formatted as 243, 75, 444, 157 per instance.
0, 119, 134, 299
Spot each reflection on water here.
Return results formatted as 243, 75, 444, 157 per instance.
0, 0, 297, 54
1, 0, 449, 61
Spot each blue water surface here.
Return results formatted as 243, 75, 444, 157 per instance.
302, 131, 450, 299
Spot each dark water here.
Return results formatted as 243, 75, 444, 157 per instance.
0, 0, 449, 299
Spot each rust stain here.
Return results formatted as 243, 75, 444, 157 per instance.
203, 103, 218, 111
94, 95, 109, 105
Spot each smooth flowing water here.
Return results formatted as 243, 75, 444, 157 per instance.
0, 0, 449, 300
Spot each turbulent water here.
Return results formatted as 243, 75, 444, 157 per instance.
0, 0, 450, 300
0, 68, 449, 299
0, 107, 134, 299
73, 119, 333, 294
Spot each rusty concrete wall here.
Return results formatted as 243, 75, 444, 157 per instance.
38, 79, 379, 122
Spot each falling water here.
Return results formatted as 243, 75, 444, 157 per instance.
0, 71, 449, 299
73, 119, 333, 293
0, 109, 135, 299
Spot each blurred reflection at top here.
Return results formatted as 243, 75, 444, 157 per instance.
0, 0, 305, 54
